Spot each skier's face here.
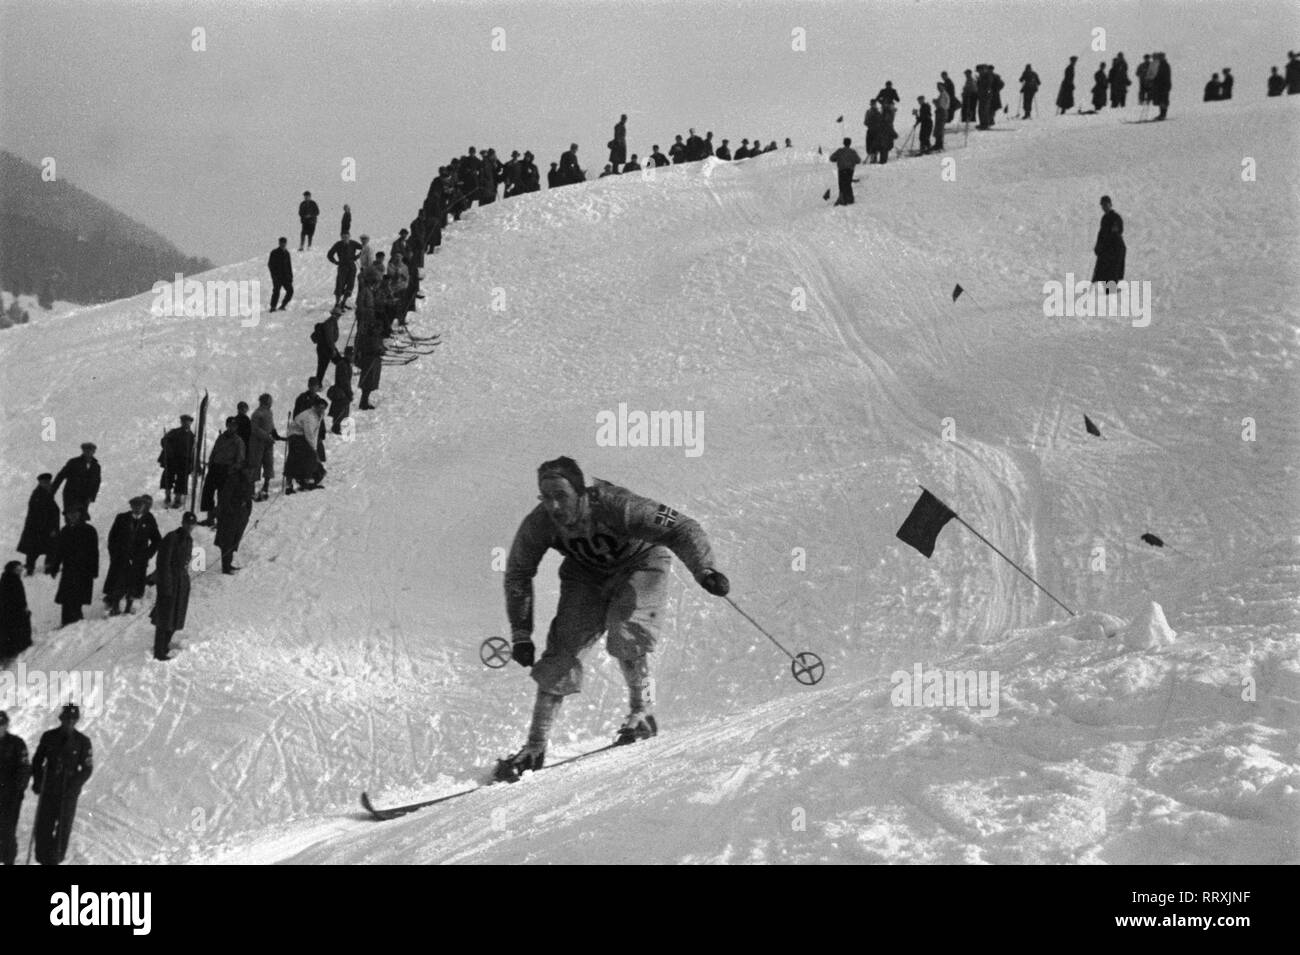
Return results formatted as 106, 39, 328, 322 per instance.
538, 477, 582, 528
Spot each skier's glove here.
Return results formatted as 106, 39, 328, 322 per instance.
512, 639, 535, 668
698, 570, 730, 597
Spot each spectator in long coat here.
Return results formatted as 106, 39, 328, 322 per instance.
215, 469, 254, 574
159, 415, 195, 509
1091, 195, 1126, 287
1091, 64, 1108, 110
151, 512, 196, 660
30, 704, 92, 865
0, 562, 32, 664
200, 417, 247, 525
51, 443, 101, 521
1151, 52, 1172, 119
298, 191, 319, 251
609, 114, 628, 172
47, 507, 98, 627
355, 275, 385, 410
1019, 65, 1041, 118
284, 398, 329, 492
0, 708, 32, 864
17, 474, 60, 576
103, 497, 161, 615
559, 144, 584, 184
1057, 56, 1078, 113
1108, 54, 1130, 107
828, 138, 862, 205
267, 237, 293, 311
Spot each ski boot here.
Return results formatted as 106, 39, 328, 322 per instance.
494, 741, 546, 782
614, 710, 658, 746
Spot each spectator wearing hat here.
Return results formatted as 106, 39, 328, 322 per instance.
1057, 56, 1078, 113
314, 307, 342, 383
47, 505, 98, 627
503, 151, 523, 196
390, 229, 408, 263
235, 401, 252, 455
268, 237, 293, 311
298, 191, 320, 251
50, 443, 101, 522
0, 708, 31, 865
31, 703, 92, 865
0, 562, 32, 665
151, 512, 196, 660
103, 497, 161, 616
200, 416, 247, 526
159, 415, 196, 509
18, 473, 60, 576
284, 397, 329, 492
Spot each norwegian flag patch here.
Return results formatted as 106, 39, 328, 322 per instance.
652, 505, 680, 527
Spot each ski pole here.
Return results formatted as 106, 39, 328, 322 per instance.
722, 596, 825, 685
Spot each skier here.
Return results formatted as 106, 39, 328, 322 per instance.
268, 237, 293, 311
215, 468, 253, 574
1091, 195, 1126, 291
30, 704, 92, 865
200, 416, 246, 526
0, 709, 31, 865
1019, 64, 1041, 118
248, 393, 285, 502
298, 191, 320, 251
829, 137, 862, 205
47, 506, 98, 627
327, 233, 363, 309
1056, 56, 1078, 114
50, 443, 101, 521
159, 414, 196, 509
498, 457, 730, 779
0, 562, 32, 665
151, 512, 196, 660
17, 473, 60, 576
102, 496, 160, 616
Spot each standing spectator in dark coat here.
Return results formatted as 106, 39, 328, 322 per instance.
215, 469, 253, 575
328, 346, 355, 434
248, 394, 284, 502
1203, 73, 1222, 101
1020, 65, 1041, 118
609, 114, 628, 172
914, 96, 934, 152
18, 474, 60, 576
685, 129, 705, 161
864, 100, 885, 162
828, 138, 861, 206
1219, 67, 1233, 99
390, 228, 408, 264
327, 234, 363, 309
47, 507, 97, 627
200, 417, 246, 525
876, 81, 900, 110
941, 71, 958, 121
546, 162, 561, 189
989, 67, 1004, 118
298, 191, 320, 250
356, 280, 386, 411
151, 513, 195, 660
623, 154, 642, 172
268, 237, 293, 311
1151, 53, 1172, 119
159, 415, 195, 509
235, 401, 252, 454
103, 498, 160, 616
1108, 54, 1130, 107
521, 152, 540, 191
668, 135, 687, 163
714, 141, 731, 161
649, 146, 669, 167
502, 151, 522, 196
314, 307, 342, 383
1268, 66, 1285, 96
31, 705, 91, 866
932, 88, 948, 151
0, 709, 31, 865
961, 69, 977, 122
0, 563, 32, 664
559, 144, 584, 184
51, 444, 100, 521
1091, 195, 1126, 288
976, 64, 995, 128
1288, 51, 1300, 94
340, 204, 352, 235
1092, 63, 1108, 110
1057, 56, 1078, 113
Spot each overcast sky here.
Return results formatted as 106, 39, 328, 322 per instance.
2, 0, 1295, 265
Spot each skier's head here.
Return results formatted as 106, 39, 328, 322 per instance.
60, 703, 80, 725
537, 456, 586, 528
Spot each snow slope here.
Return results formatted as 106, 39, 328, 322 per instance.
0, 96, 1296, 864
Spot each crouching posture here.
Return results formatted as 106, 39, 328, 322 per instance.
499, 457, 729, 779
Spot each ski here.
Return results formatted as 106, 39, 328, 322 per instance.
188, 390, 209, 508
360, 742, 622, 822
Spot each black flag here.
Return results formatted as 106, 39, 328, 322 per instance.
822, 189, 831, 201
835, 115, 843, 123
952, 284, 964, 302
1140, 533, 1164, 548
897, 489, 957, 558
1084, 414, 1101, 437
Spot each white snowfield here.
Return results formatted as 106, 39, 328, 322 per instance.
1, 97, 1297, 865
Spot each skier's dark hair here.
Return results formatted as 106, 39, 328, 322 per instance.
537, 456, 585, 494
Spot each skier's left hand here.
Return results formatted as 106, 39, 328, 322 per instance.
698, 570, 730, 597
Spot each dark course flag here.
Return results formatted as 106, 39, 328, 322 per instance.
1141, 533, 1164, 548
952, 284, 964, 302
822, 189, 831, 201
896, 489, 957, 558
1084, 414, 1101, 437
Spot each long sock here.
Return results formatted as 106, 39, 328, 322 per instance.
527, 691, 563, 747
619, 657, 654, 712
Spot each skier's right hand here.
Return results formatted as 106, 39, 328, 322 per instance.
511, 638, 535, 668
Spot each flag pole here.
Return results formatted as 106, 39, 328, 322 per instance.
920, 485, 1077, 616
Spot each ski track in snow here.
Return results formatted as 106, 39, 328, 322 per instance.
0, 98, 1297, 864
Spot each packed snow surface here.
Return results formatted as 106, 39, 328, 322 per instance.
1, 97, 1296, 864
